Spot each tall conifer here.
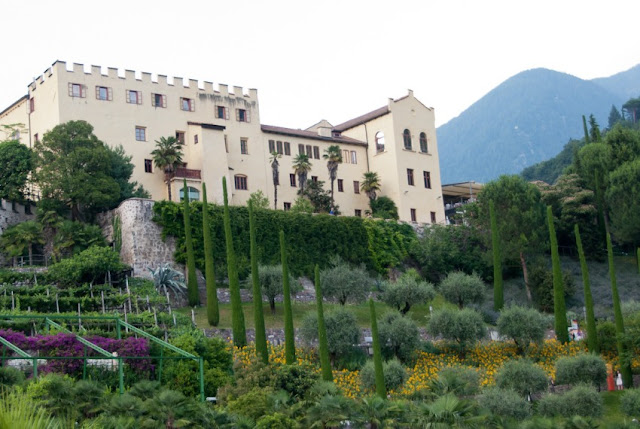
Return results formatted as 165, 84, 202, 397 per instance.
369, 298, 386, 399
490, 200, 503, 311
280, 230, 296, 364
582, 115, 590, 144
250, 201, 268, 363
202, 183, 219, 326
183, 179, 199, 306
547, 206, 568, 343
607, 232, 632, 387
575, 224, 598, 353
223, 177, 246, 347
315, 265, 332, 381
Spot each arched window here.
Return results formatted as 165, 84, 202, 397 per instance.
179, 186, 200, 202
375, 131, 385, 153
403, 129, 412, 150
420, 132, 428, 153
234, 174, 248, 190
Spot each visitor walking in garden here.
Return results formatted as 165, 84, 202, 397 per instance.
616, 370, 624, 390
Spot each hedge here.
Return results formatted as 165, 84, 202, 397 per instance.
153, 201, 416, 276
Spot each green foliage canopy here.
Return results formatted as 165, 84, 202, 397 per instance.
0, 140, 32, 202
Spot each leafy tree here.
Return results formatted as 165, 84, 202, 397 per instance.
222, 176, 246, 347
270, 151, 281, 210
608, 105, 623, 129
299, 179, 334, 214
427, 308, 485, 358
382, 269, 435, 314
547, 206, 569, 343
378, 311, 420, 363
495, 359, 548, 398
33, 120, 121, 220
320, 257, 372, 305
369, 196, 398, 220
247, 190, 269, 210
47, 246, 125, 286
256, 264, 300, 314
289, 197, 314, 214
51, 220, 105, 260
182, 180, 199, 306
314, 265, 332, 381
606, 158, 640, 244
151, 136, 184, 201
475, 176, 547, 303
281, 230, 295, 364
249, 201, 268, 363
201, 183, 219, 326
604, 124, 640, 168
0, 221, 43, 266
490, 200, 503, 310
575, 224, 598, 353
292, 153, 312, 193
622, 97, 640, 123
323, 145, 342, 210
301, 307, 360, 362
369, 298, 386, 399
555, 354, 607, 387
497, 305, 547, 355
0, 140, 32, 202
107, 144, 149, 201
438, 271, 485, 309
361, 171, 381, 204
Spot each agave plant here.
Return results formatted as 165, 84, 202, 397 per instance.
148, 264, 187, 297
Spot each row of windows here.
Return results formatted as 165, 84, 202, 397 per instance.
269, 140, 291, 156
409, 209, 437, 223
406, 169, 432, 188
67, 83, 249, 121
373, 130, 429, 153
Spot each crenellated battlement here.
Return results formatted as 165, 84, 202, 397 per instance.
28, 60, 258, 100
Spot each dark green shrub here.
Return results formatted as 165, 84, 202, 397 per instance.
129, 380, 161, 400
0, 269, 32, 285
0, 366, 25, 387
256, 413, 300, 429
272, 364, 319, 400
621, 389, 640, 417
596, 320, 618, 355
225, 387, 273, 421
495, 360, 549, 397
555, 354, 607, 387
537, 384, 602, 418
369, 196, 398, 220
360, 359, 407, 392
529, 262, 575, 313
47, 246, 126, 287
432, 366, 481, 397
478, 387, 531, 419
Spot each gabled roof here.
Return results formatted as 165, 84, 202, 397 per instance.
261, 124, 367, 146
0, 95, 27, 118
332, 105, 390, 132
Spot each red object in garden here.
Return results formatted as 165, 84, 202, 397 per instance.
607, 364, 615, 391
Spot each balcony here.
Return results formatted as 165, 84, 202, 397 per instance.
168, 168, 201, 180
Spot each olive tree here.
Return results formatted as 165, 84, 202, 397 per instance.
495, 360, 548, 398
320, 257, 372, 305
382, 269, 435, 314
497, 305, 547, 355
300, 308, 361, 362
438, 271, 486, 309
377, 311, 421, 363
427, 308, 486, 358
257, 264, 300, 314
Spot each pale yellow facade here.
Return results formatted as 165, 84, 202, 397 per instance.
0, 61, 444, 223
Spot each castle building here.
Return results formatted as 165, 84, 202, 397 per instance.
0, 61, 444, 223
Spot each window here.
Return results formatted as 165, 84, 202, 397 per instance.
216, 105, 229, 119
353, 181, 360, 194
284, 142, 291, 156
351, 151, 357, 164
313, 146, 320, 159
194, 135, 198, 144
420, 132, 428, 153
277, 141, 283, 155
403, 129, 412, 150
289, 174, 296, 187
135, 126, 146, 141
423, 171, 431, 189
29, 97, 35, 112
337, 179, 344, 192
144, 159, 153, 173
179, 186, 200, 202
306, 145, 313, 158
407, 169, 414, 186
234, 175, 248, 190
236, 108, 250, 122
355, 209, 362, 217
152, 93, 166, 108
181, 97, 194, 112
431, 211, 437, 224
411, 209, 417, 222
375, 131, 385, 153
126, 90, 142, 104
240, 138, 248, 154
268, 140, 275, 153
284, 202, 292, 211
298, 144, 305, 155
34, 133, 39, 143
311, 176, 318, 183
176, 131, 185, 145
343, 150, 350, 163
11, 130, 20, 140
96, 86, 112, 101
68, 83, 85, 98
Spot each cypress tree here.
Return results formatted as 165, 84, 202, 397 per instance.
582, 115, 590, 144
183, 179, 199, 307
575, 224, 598, 353
490, 200, 503, 311
314, 265, 332, 382
280, 230, 296, 364
223, 177, 246, 347
637, 247, 639, 275
547, 206, 568, 343
369, 298, 386, 399
607, 232, 632, 387
249, 201, 268, 364
202, 183, 219, 326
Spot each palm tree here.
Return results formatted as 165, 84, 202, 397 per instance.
292, 153, 312, 192
0, 221, 43, 266
410, 393, 485, 428
270, 151, 281, 210
323, 145, 342, 210
151, 136, 184, 201
361, 171, 381, 204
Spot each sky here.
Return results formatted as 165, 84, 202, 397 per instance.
1, 0, 639, 129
